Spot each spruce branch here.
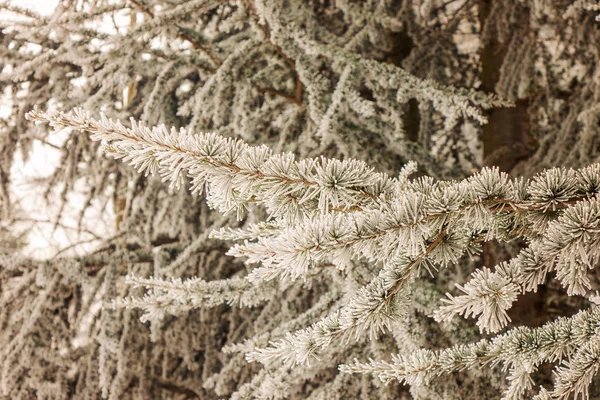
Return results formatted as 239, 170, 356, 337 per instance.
111, 274, 277, 322
231, 166, 600, 282
26, 109, 396, 220
9, 0, 600, 398
341, 306, 600, 394
243, 0, 304, 105
436, 195, 600, 333
434, 261, 520, 334
246, 252, 449, 367
245, 269, 413, 367
127, 0, 222, 68
293, 36, 513, 125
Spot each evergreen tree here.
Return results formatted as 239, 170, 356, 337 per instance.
2, 1, 600, 399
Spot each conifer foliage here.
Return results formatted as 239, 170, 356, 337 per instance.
3, 1, 600, 399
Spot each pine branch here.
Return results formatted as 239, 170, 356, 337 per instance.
231, 166, 600, 282
26, 109, 396, 220
112, 274, 277, 322
436, 195, 600, 333
127, 0, 222, 68
341, 306, 600, 392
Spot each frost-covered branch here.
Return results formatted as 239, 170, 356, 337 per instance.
9, 0, 600, 399
26, 109, 396, 221
293, 36, 513, 125
342, 306, 600, 398
231, 165, 600, 282
436, 195, 600, 333
434, 262, 519, 334
111, 274, 277, 322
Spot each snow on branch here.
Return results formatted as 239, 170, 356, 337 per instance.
111, 274, 277, 322
26, 109, 397, 221
245, 264, 412, 367
341, 306, 600, 399
434, 262, 520, 334
292, 36, 513, 125
436, 194, 600, 333
25, 107, 600, 397
229, 165, 600, 282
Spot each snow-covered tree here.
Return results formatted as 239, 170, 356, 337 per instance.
3, 1, 600, 399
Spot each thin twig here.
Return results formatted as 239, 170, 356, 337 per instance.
127, 0, 221, 68
244, 0, 303, 104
